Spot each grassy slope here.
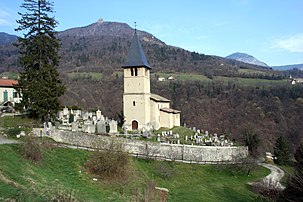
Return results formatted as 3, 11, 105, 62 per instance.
0, 144, 270, 201
151, 72, 287, 87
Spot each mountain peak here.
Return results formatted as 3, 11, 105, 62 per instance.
226, 52, 268, 67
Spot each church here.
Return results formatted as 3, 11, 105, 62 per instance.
122, 31, 181, 131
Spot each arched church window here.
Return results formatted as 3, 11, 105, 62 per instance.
131, 68, 134, 76
135, 68, 138, 76
133, 101, 136, 106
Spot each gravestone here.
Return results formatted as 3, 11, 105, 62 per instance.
58, 111, 63, 119
71, 122, 78, 132
92, 116, 97, 123
205, 131, 209, 136
82, 112, 89, 120
96, 109, 102, 120
109, 120, 118, 134
88, 124, 96, 134
97, 121, 107, 134
185, 136, 188, 141
63, 107, 69, 116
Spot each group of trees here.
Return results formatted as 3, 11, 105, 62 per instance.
279, 143, 303, 201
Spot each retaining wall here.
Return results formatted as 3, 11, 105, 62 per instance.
32, 128, 248, 162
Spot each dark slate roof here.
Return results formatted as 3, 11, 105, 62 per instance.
122, 31, 151, 69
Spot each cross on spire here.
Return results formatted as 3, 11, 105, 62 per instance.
134, 22, 137, 31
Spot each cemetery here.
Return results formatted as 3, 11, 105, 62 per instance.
57, 107, 118, 134
55, 107, 235, 148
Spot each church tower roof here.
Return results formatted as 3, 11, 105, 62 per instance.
122, 31, 151, 69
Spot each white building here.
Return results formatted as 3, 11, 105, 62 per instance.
0, 79, 21, 106
122, 31, 180, 131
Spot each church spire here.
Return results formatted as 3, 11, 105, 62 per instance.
122, 29, 151, 69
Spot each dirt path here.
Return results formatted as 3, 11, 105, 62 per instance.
259, 163, 285, 190
248, 163, 286, 191
0, 135, 18, 144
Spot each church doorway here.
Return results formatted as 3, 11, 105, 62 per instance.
132, 120, 138, 130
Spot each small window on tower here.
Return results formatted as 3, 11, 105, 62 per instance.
135, 68, 138, 76
133, 101, 136, 106
131, 68, 134, 76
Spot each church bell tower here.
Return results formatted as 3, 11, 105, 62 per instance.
122, 30, 151, 130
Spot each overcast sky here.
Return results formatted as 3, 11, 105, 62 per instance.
1, 0, 303, 66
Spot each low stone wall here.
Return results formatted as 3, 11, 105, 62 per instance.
32, 128, 248, 162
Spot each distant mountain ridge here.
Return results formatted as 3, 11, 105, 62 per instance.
1, 19, 269, 74
271, 64, 303, 71
226, 52, 268, 67
0, 32, 17, 45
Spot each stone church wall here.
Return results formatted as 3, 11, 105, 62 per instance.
33, 128, 248, 162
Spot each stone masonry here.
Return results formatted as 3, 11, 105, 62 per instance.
33, 128, 248, 162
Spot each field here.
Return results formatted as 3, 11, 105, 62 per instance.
66, 72, 103, 81
0, 72, 19, 80
151, 72, 288, 87
0, 143, 270, 201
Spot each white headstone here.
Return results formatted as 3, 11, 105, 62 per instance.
109, 120, 118, 134
63, 107, 69, 116
71, 122, 78, 132
88, 124, 96, 134
96, 109, 102, 120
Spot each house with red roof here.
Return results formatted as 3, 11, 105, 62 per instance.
0, 78, 22, 106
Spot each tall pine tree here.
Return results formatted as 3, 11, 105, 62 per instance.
15, 0, 65, 122
274, 135, 291, 165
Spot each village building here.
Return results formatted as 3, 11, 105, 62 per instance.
122, 31, 180, 131
0, 78, 21, 106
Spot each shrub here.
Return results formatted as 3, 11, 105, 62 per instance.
154, 161, 175, 180
85, 138, 130, 181
5, 127, 23, 138
250, 179, 282, 200
21, 136, 43, 163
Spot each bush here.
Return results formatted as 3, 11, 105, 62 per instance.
154, 161, 175, 180
5, 127, 23, 138
85, 138, 130, 181
21, 136, 43, 163
250, 179, 282, 200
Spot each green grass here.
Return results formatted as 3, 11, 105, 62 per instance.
238, 68, 271, 75
153, 72, 211, 82
154, 126, 195, 137
0, 117, 35, 128
67, 72, 103, 81
0, 72, 19, 80
279, 165, 295, 186
0, 117, 36, 138
151, 71, 288, 87
0, 144, 270, 201
213, 76, 288, 86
